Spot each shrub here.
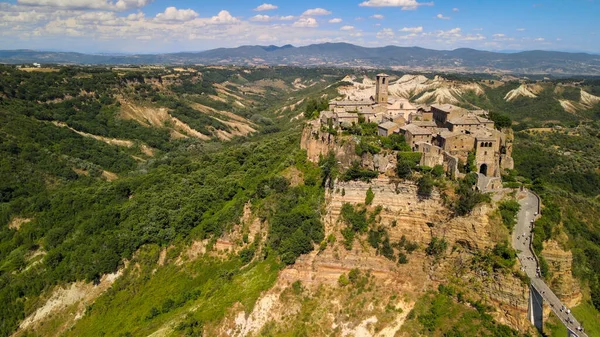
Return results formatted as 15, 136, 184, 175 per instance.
365, 187, 375, 205
498, 199, 520, 232
341, 161, 378, 182
432, 165, 445, 178
426, 237, 448, 257
417, 175, 434, 199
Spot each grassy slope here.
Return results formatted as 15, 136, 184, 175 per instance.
547, 302, 600, 337
65, 251, 280, 336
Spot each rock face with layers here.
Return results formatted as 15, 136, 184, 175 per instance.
300, 122, 357, 167
542, 240, 582, 307
281, 178, 530, 331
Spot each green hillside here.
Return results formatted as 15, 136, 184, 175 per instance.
1, 66, 600, 336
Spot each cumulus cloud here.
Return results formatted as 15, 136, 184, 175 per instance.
516, 28, 526, 31
436, 13, 450, 20
250, 14, 294, 22
250, 14, 271, 22
452, 7, 459, 11
436, 27, 461, 38
359, 0, 433, 10
302, 8, 331, 16
17, 0, 151, 11
400, 26, 422, 33
155, 7, 198, 21
376, 28, 394, 39
329, 18, 342, 23
370, 14, 384, 19
293, 17, 318, 27
254, 3, 277, 11
210, 10, 239, 24
535, 37, 544, 41
463, 34, 485, 41
340, 25, 354, 31
493, 33, 504, 37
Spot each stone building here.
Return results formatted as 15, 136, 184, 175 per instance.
316, 75, 513, 188
399, 124, 433, 150
378, 121, 400, 137
375, 73, 389, 103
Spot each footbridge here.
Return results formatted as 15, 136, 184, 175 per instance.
513, 190, 588, 337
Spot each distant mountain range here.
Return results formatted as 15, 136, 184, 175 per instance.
2, 43, 600, 75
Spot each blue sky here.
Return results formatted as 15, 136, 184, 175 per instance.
0, 0, 598, 53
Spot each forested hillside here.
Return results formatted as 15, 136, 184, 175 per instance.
0, 65, 344, 336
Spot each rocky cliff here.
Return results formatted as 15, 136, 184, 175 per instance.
216, 177, 533, 336
542, 240, 582, 307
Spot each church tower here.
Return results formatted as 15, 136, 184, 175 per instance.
375, 73, 389, 103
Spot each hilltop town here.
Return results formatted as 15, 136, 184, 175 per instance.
309, 73, 514, 190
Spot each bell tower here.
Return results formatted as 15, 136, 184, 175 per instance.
375, 73, 389, 103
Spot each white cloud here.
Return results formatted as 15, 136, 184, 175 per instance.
329, 18, 342, 23
400, 26, 422, 33
359, 0, 433, 10
376, 28, 394, 39
452, 7, 459, 12
463, 34, 485, 41
556, 37, 562, 41
250, 14, 271, 22
254, 3, 277, 11
516, 28, 526, 31
436, 13, 450, 20
302, 8, 331, 16
493, 33, 504, 37
293, 17, 318, 27
127, 12, 144, 20
251, 14, 296, 22
535, 37, 545, 41
155, 7, 198, 21
340, 25, 354, 31
210, 10, 239, 24
17, 0, 151, 11
436, 27, 461, 38
473, 28, 483, 31
370, 14, 384, 19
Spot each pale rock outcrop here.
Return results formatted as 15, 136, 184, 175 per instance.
542, 240, 582, 307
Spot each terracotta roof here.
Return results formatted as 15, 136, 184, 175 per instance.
412, 120, 438, 128
448, 114, 493, 125
400, 124, 432, 135
336, 112, 359, 118
378, 121, 399, 130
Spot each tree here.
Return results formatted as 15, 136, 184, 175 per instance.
396, 159, 412, 179
417, 175, 434, 198
365, 187, 375, 205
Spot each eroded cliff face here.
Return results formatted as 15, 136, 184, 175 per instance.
301, 122, 358, 167
214, 177, 533, 336
542, 240, 582, 307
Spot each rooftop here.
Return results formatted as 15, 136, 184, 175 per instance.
448, 114, 493, 125
412, 120, 437, 128
400, 124, 432, 135
378, 121, 399, 130
336, 112, 359, 118
430, 104, 469, 115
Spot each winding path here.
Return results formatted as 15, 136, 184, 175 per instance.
512, 189, 588, 337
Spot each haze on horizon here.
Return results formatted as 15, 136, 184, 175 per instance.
0, 0, 598, 54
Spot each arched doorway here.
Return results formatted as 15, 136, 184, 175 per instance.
479, 163, 488, 176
